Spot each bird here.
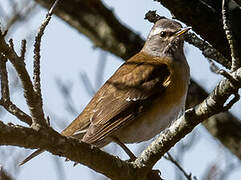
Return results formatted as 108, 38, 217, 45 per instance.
20, 17, 190, 165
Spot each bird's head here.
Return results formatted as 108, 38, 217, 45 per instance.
142, 18, 191, 58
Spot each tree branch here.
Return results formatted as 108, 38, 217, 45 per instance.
222, 0, 241, 71
0, 31, 47, 128
0, 54, 32, 125
0, 121, 149, 180
184, 32, 227, 67
164, 152, 196, 180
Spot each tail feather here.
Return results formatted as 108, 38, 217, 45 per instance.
19, 149, 44, 166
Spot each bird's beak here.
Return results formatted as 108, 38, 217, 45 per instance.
175, 27, 191, 37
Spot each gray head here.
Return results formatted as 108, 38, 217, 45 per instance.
142, 18, 190, 58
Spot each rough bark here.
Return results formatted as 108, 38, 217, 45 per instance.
187, 80, 241, 158
0, 122, 144, 180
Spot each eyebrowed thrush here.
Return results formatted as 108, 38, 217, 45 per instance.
20, 17, 190, 165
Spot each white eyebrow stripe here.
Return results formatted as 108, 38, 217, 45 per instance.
149, 27, 164, 37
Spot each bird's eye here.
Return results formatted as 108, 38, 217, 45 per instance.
160, 31, 167, 37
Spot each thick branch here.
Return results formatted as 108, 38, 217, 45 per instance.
0, 121, 147, 180
0, 33, 46, 128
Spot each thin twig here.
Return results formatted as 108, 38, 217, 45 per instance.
0, 99, 32, 125
33, 0, 59, 106
222, 0, 240, 71
0, 22, 46, 128
33, 12, 51, 96
173, 132, 197, 179
0, 54, 32, 125
0, 54, 10, 101
164, 152, 196, 180
20, 39, 26, 60
184, 32, 228, 68
48, 0, 60, 16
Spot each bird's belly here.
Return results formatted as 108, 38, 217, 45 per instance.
116, 93, 186, 144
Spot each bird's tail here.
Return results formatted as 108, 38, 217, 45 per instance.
19, 149, 44, 166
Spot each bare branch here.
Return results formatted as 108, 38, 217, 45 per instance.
0, 1, 59, 129
33, 12, 51, 100
0, 55, 10, 101
184, 32, 228, 68
20, 40, 26, 60
222, 0, 241, 71
0, 99, 32, 126
32, 0, 59, 123
0, 121, 149, 180
48, 0, 60, 16
164, 152, 196, 180
0, 55, 31, 125
0, 26, 46, 128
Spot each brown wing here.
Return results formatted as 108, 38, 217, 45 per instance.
81, 53, 171, 146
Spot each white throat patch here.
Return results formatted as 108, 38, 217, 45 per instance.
149, 27, 164, 37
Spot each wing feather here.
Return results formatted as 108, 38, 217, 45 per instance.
82, 53, 171, 145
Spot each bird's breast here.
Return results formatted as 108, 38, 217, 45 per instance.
115, 61, 189, 143
116, 91, 187, 143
